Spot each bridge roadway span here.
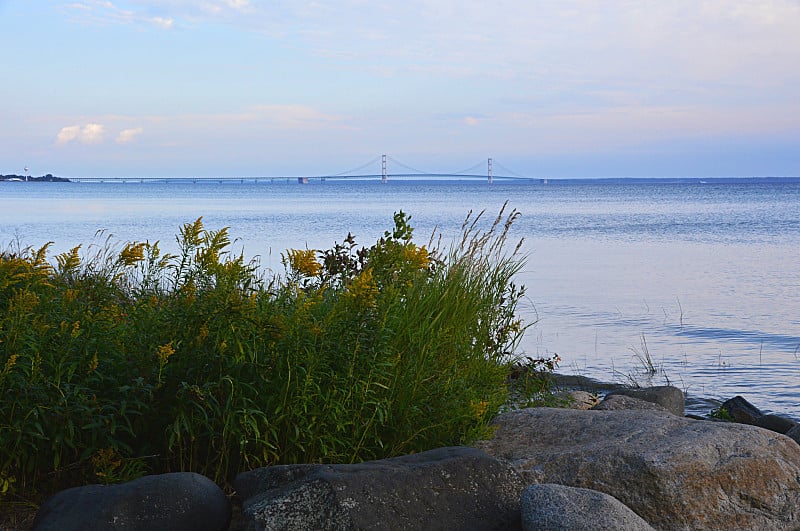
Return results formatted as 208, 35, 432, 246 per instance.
66, 173, 533, 183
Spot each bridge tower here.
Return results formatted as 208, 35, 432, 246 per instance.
381, 154, 388, 184
488, 158, 493, 184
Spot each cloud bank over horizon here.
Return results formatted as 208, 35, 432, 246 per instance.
2, 0, 799, 177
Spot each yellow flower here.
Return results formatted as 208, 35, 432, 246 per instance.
470, 399, 490, 420
87, 352, 99, 373
91, 447, 122, 479
63, 288, 78, 304
402, 244, 430, 270
156, 341, 175, 365
2, 354, 18, 376
347, 268, 378, 308
283, 248, 321, 278
119, 242, 146, 266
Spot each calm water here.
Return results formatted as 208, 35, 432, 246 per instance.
2, 179, 799, 417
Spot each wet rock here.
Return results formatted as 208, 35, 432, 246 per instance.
721, 395, 764, 424
786, 424, 800, 445
233, 446, 524, 531
477, 407, 800, 530
520, 484, 655, 531
33, 472, 230, 531
755, 414, 798, 435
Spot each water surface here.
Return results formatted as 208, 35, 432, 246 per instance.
2, 179, 799, 416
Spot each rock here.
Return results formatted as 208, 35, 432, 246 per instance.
520, 484, 655, 531
32, 472, 230, 531
721, 395, 763, 424
592, 394, 672, 413
233, 446, 524, 531
561, 390, 600, 410
755, 414, 798, 435
477, 407, 800, 530
787, 424, 800, 445
607, 385, 685, 416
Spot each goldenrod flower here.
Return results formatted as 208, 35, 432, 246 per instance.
92, 447, 121, 479
119, 242, 146, 266
402, 244, 430, 270
470, 399, 490, 420
283, 249, 321, 278
87, 352, 99, 373
347, 268, 378, 309
156, 341, 175, 365
2, 354, 18, 376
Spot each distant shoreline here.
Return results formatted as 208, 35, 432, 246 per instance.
0, 174, 70, 182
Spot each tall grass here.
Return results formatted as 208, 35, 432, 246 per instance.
0, 206, 543, 504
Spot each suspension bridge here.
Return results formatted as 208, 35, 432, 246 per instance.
67, 155, 539, 183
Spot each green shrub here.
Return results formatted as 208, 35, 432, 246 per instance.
0, 206, 549, 503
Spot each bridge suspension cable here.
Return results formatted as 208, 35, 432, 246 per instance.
492, 160, 530, 179
385, 156, 432, 175
331, 155, 383, 176
448, 161, 486, 175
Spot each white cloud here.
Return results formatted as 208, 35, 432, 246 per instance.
116, 127, 144, 144
56, 124, 106, 145
151, 16, 173, 29
55, 125, 81, 145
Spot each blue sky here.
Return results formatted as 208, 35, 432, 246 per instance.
2, 0, 800, 178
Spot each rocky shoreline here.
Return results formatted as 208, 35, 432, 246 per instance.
31, 385, 800, 530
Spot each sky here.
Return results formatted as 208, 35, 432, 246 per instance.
2, 0, 800, 178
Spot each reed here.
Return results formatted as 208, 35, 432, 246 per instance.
0, 207, 550, 506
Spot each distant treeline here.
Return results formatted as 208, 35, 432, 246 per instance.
0, 174, 70, 182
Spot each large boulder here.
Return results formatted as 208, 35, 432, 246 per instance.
32, 472, 230, 531
477, 407, 800, 530
520, 484, 655, 531
233, 446, 524, 531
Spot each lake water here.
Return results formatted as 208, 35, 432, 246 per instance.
2, 178, 799, 417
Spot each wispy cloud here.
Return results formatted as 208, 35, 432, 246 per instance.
64, 0, 175, 29
116, 127, 144, 144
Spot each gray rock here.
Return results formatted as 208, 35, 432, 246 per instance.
786, 424, 800, 445
520, 484, 655, 531
32, 472, 230, 531
233, 446, 524, 531
592, 394, 672, 413
607, 385, 685, 416
560, 390, 600, 410
721, 395, 763, 424
477, 407, 800, 530
755, 414, 797, 434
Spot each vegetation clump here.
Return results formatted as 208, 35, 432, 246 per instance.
0, 206, 549, 508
